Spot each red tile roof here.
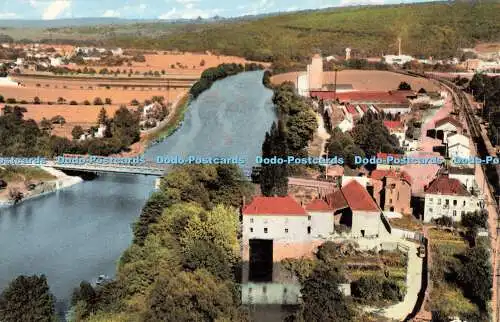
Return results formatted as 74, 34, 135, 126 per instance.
359, 104, 369, 113
310, 91, 410, 104
434, 116, 462, 129
305, 199, 333, 212
370, 169, 412, 184
341, 180, 380, 212
346, 104, 358, 115
383, 120, 404, 130
425, 175, 470, 196
243, 196, 308, 216
325, 189, 348, 211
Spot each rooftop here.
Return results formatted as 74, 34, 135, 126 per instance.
425, 175, 470, 196
434, 116, 462, 129
370, 169, 412, 184
310, 90, 411, 104
341, 180, 380, 212
305, 198, 333, 212
383, 120, 404, 130
243, 196, 308, 216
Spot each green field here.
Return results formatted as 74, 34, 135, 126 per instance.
6, 2, 498, 61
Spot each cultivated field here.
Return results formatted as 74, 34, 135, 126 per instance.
271, 70, 440, 92
0, 84, 186, 105
83, 52, 270, 76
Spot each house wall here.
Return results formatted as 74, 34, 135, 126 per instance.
424, 193, 480, 222
372, 177, 412, 215
297, 73, 309, 97
379, 106, 411, 115
435, 123, 459, 142
242, 215, 310, 242
309, 55, 323, 90
309, 211, 335, 239
448, 144, 470, 159
449, 173, 476, 192
351, 211, 382, 237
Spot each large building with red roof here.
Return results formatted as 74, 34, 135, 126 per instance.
423, 174, 482, 222
241, 196, 334, 252
325, 180, 391, 238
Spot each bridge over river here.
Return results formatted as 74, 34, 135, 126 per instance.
43, 159, 253, 178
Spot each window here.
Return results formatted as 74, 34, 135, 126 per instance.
397, 192, 400, 200
389, 198, 393, 204
285, 228, 288, 233
308, 216, 311, 221
445, 199, 449, 206
264, 228, 268, 234
437, 199, 441, 205
453, 210, 457, 216
429, 208, 433, 213
453, 200, 457, 206
429, 198, 433, 204
250, 228, 253, 233
463, 200, 466, 206
250, 218, 254, 223
307, 226, 311, 234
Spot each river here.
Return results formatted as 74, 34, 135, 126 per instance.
0, 71, 276, 315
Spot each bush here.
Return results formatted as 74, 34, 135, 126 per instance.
130, 99, 139, 106
33, 96, 41, 104
19, 100, 28, 104
83, 100, 90, 105
6, 98, 16, 104
398, 81, 412, 90
70, 100, 78, 105
432, 216, 453, 227
0, 95, 4, 103
105, 98, 112, 105
93, 97, 103, 105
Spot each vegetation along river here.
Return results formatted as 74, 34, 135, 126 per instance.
0, 71, 276, 314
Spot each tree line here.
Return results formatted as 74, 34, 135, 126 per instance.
190, 63, 264, 98
0, 105, 140, 157
259, 81, 318, 196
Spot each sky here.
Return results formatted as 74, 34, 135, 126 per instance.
0, 0, 433, 20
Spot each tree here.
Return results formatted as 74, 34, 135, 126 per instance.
299, 263, 354, 322
260, 120, 289, 196
83, 100, 91, 105
130, 99, 139, 106
462, 210, 488, 233
456, 245, 492, 309
146, 269, 239, 322
398, 81, 412, 90
70, 100, 78, 105
33, 96, 41, 104
72, 125, 84, 140
0, 274, 55, 322
200, 59, 205, 66
93, 97, 103, 105
104, 98, 112, 105
97, 107, 108, 125
40, 117, 52, 132
418, 87, 427, 94
111, 106, 140, 145
57, 97, 65, 104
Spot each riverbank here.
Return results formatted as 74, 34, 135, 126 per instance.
0, 167, 82, 208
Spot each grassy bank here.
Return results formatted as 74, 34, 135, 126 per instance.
0, 166, 55, 182
143, 94, 190, 147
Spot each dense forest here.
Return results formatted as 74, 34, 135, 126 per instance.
96, 2, 500, 62
67, 164, 254, 321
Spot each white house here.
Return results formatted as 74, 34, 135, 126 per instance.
50, 57, 63, 67
242, 196, 333, 244
384, 120, 406, 147
446, 133, 470, 160
297, 73, 309, 97
111, 48, 123, 56
94, 124, 107, 139
434, 117, 462, 142
424, 175, 482, 223
449, 167, 477, 193
383, 55, 414, 65
327, 180, 391, 238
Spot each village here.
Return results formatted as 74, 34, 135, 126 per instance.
240, 49, 499, 322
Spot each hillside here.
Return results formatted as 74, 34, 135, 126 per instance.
102, 2, 500, 60
1, 2, 499, 60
